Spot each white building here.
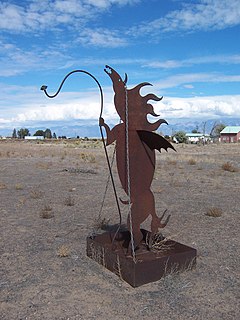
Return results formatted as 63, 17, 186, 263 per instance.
186, 133, 211, 144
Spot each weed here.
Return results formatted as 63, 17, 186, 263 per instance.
80, 152, 96, 163
167, 159, 177, 165
30, 188, 43, 199
15, 183, 24, 190
146, 232, 175, 253
57, 245, 70, 257
205, 207, 223, 217
221, 162, 238, 172
40, 204, 54, 219
0, 183, 7, 189
64, 195, 75, 206
35, 162, 51, 170
93, 216, 110, 231
188, 158, 197, 165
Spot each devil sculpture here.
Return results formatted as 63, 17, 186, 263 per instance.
99, 66, 175, 251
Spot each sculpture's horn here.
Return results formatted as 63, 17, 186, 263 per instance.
124, 73, 128, 85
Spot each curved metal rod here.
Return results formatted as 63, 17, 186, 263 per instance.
41, 70, 104, 117
41, 70, 122, 235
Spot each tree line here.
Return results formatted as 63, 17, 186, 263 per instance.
12, 128, 57, 139
172, 123, 225, 143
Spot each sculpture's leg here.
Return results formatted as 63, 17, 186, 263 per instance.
127, 190, 155, 251
127, 211, 143, 252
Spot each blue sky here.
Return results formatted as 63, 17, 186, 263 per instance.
0, 0, 240, 136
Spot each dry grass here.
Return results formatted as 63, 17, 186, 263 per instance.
145, 232, 175, 253
205, 207, 223, 217
1, 140, 239, 320
221, 162, 238, 172
57, 245, 70, 257
0, 182, 7, 189
64, 195, 75, 206
188, 158, 197, 165
15, 183, 24, 190
40, 204, 54, 219
30, 188, 44, 199
92, 216, 110, 231
80, 152, 96, 163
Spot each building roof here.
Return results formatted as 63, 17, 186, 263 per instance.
186, 133, 210, 137
220, 126, 240, 134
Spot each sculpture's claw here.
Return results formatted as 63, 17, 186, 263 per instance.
159, 209, 171, 227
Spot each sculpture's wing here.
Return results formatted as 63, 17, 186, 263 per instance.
137, 130, 176, 152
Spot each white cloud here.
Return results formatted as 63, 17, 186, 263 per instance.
156, 95, 240, 119
143, 54, 240, 70
0, 0, 140, 33
154, 73, 240, 90
77, 28, 127, 47
130, 0, 240, 36
2, 86, 240, 126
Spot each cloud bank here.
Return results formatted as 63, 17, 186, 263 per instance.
1, 91, 239, 130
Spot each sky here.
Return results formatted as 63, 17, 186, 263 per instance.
0, 0, 240, 137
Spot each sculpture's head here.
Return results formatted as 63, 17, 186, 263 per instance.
104, 65, 128, 90
104, 65, 164, 129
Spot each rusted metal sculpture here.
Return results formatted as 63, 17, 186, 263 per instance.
100, 66, 175, 253
41, 66, 197, 287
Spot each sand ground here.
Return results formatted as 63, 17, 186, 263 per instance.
0, 140, 239, 320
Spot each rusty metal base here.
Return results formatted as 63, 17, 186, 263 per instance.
86, 230, 197, 287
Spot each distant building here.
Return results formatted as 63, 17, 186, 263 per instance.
186, 133, 211, 144
220, 126, 240, 143
24, 136, 44, 140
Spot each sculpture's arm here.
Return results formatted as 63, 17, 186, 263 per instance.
99, 117, 116, 145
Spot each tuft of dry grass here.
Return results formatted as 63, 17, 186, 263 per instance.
57, 245, 70, 257
0, 182, 7, 189
64, 195, 75, 206
188, 158, 197, 165
221, 162, 238, 172
146, 232, 175, 253
15, 183, 24, 190
205, 207, 223, 217
30, 188, 43, 199
80, 152, 96, 163
92, 216, 110, 231
167, 159, 177, 165
40, 204, 54, 219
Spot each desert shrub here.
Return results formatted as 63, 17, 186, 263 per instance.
64, 195, 75, 206
167, 159, 177, 165
40, 204, 54, 219
221, 162, 238, 172
93, 216, 110, 231
15, 183, 24, 190
30, 188, 43, 199
205, 207, 223, 217
188, 158, 197, 165
0, 183, 7, 189
80, 152, 96, 163
57, 245, 70, 257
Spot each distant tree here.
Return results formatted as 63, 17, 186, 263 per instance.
191, 129, 199, 133
53, 132, 57, 139
12, 128, 17, 138
174, 131, 187, 143
44, 128, 52, 139
34, 130, 45, 136
17, 128, 30, 139
210, 123, 226, 137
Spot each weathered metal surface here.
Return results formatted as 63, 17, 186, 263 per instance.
99, 66, 176, 251
87, 230, 197, 287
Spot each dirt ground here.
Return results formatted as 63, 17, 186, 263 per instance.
0, 139, 239, 320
